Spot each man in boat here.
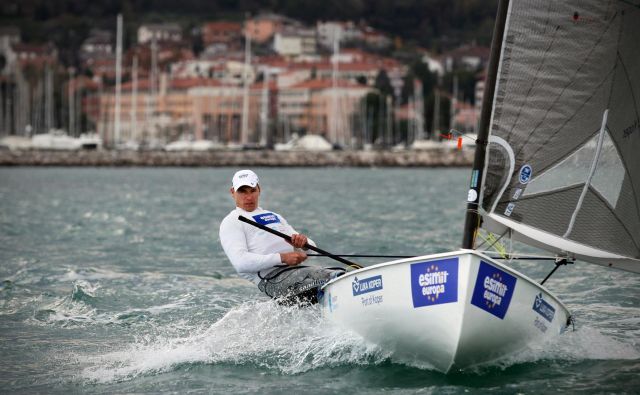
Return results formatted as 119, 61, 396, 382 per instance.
219, 169, 344, 304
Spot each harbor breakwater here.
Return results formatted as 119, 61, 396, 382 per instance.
0, 148, 473, 167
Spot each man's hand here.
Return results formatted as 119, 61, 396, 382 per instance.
280, 251, 307, 266
289, 234, 308, 249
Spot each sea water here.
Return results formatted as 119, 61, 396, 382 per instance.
0, 167, 638, 394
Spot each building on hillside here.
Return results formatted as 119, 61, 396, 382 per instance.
91, 77, 221, 145
138, 23, 183, 44
222, 61, 256, 85
83, 56, 117, 80
89, 74, 374, 147
273, 27, 317, 57
420, 50, 444, 76
11, 42, 58, 68
201, 21, 242, 51
361, 27, 392, 49
80, 30, 113, 60
297, 59, 404, 87
278, 79, 373, 146
316, 21, 362, 49
441, 44, 490, 72
189, 81, 278, 144
170, 59, 220, 79
126, 42, 195, 75
244, 13, 296, 44
275, 69, 312, 88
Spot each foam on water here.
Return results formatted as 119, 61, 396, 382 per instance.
456, 324, 640, 375
75, 294, 640, 385
79, 300, 389, 384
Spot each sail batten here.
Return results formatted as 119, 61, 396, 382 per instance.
480, 0, 640, 273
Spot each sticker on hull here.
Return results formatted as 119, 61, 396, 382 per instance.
411, 258, 458, 308
471, 261, 517, 319
352, 275, 383, 296
532, 293, 555, 322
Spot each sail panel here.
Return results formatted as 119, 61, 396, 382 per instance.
494, 186, 582, 237
481, 0, 640, 271
524, 130, 625, 208
569, 188, 640, 258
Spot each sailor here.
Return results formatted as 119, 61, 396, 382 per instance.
219, 169, 344, 303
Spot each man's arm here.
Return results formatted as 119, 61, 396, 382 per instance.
280, 216, 316, 249
219, 217, 282, 274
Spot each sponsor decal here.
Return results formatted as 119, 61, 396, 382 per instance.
327, 293, 338, 312
411, 258, 458, 308
471, 261, 517, 319
519, 164, 533, 184
512, 188, 523, 200
534, 316, 548, 333
297, 279, 329, 293
470, 170, 479, 188
352, 275, 383, 296
467, 189, 478, 202
504, 202, 515, 216
252, 212, 281, 226
361, 294, 383, 307
532, 293, 556, 322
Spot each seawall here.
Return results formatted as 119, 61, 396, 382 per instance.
0, 148, 474, 167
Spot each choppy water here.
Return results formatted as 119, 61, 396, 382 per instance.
0, 167, 638, 394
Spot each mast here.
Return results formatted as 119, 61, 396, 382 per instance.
461, 0, 511, 249
450, 75, 458, 134
414, 79, 424, 141
131, 55, 138, 143
114, 13, 123, 146
259, 68, 270, 147
386, 95, 392, 147
240, 25, 251, 146
68, 68, 75, 136
331, 30, 340, 146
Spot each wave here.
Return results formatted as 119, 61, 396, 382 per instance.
79, 300, 389, 384
76, 299, 640, 384
30, 280, 99, 326
455, 324, 640, 375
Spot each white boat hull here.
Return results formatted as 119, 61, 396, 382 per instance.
320, 250, 571, 372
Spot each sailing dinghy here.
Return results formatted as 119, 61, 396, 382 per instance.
320, 0, 640, 373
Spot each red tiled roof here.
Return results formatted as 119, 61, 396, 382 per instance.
120, 78, 222, 91
170, 78, 222, 89
288, 79, 363, 90
203, 21, 242, 32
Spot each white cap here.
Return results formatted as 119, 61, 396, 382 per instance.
232, 169, 259, 191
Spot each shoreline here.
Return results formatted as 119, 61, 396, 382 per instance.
0, 148, 474, 167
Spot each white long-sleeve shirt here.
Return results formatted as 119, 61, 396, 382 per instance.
219, 207, 314, 284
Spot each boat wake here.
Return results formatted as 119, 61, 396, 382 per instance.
79, 300, 388, 384
458, 324, 640, 374
74, 297, 640, 384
